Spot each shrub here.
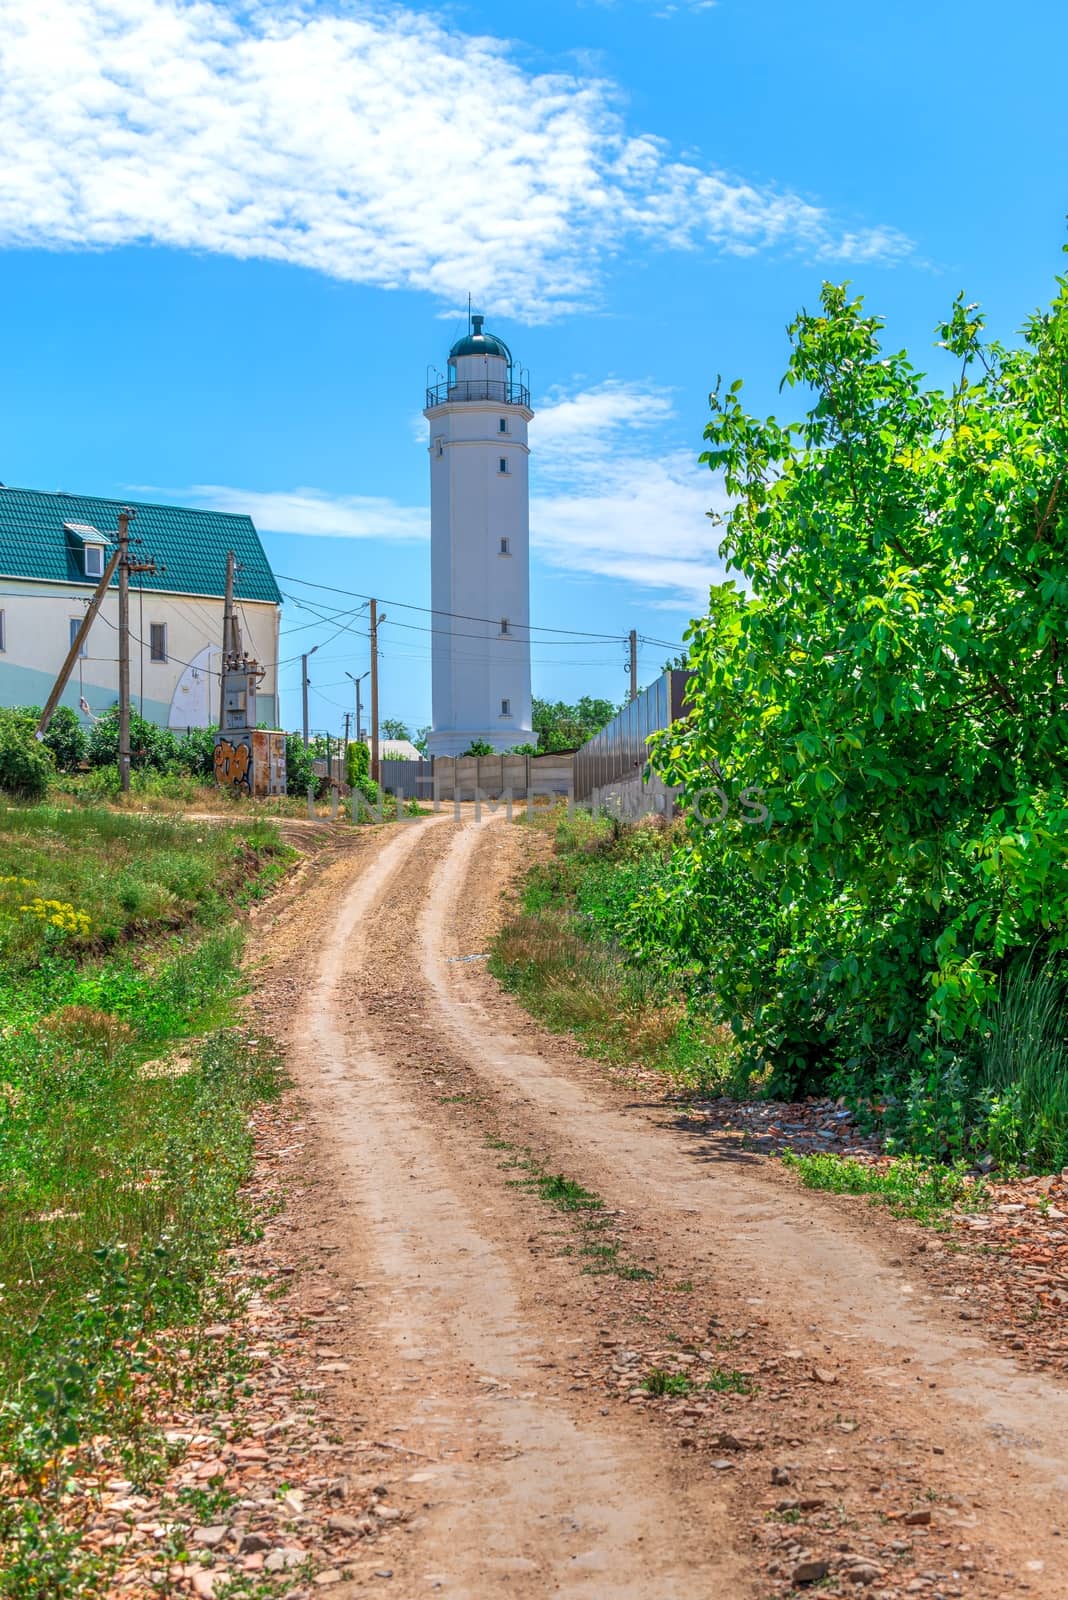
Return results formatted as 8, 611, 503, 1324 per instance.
461, 740, 495, 757
0, 712, 51, 801
87, 709, 178, 772
21, 705, 87, 771
346, 738, 370, 787
285, 733, 316, 796
174, 725, 217, 778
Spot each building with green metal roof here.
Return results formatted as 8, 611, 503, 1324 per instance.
0, 486, 282, 730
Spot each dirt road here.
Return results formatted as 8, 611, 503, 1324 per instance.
259, 813, 1068, 1598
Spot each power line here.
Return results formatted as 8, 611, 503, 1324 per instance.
276, 573, 628, 641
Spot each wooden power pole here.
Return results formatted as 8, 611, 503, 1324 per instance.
370, 599, 381, 784
116, 510, 157, 793
628, 628, 638, 703
35, 544, 122, 739
219, 550, 237, 727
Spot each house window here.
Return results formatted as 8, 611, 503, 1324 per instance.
499, 417, 508, 433
500, 698, 511, 716
498, 457, 509, 474
499, 536, 510, 555
500, 618, 510, 636
0, 609, 5, 652
69, 617, 87, 658
84, 544, 104, 579
150, 622, 167, 663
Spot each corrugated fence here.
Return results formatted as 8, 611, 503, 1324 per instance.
572, 670, 692, 802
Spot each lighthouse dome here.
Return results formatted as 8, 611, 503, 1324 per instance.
450, 314, 511, 363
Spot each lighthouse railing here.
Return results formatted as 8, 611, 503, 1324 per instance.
425, 378, 531, 408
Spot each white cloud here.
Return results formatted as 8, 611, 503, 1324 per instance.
531, 381, 726, 601
171, 484, 429, 542
170, 376, 726, 605
0, 0, 912, 320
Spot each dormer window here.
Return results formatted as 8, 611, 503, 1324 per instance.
65, 522, 109, 580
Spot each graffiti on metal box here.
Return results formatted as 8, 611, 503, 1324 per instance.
214, 736, 252, 795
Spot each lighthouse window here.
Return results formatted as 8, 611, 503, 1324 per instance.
499, 537, 510, 555
498, 417, 508, 433
500, 698, 511, 716
498, 457, 509, 474
435, 438, 444, 457
500, 618, 510, 636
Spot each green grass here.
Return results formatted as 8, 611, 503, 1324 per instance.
490, 811, 741, 1095
975, 958, 1068, 1172
643, 1368, 693, 1397
495, 1146, 656, 1283
703, 1366, 754, 1394
0, 802, 294, 1598
0, 803, 292, 954
782, 1151, 984, 1225
642, 1364, 754, 1397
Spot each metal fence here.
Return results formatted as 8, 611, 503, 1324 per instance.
572, 670, 692, 802
380, 758, 433, 800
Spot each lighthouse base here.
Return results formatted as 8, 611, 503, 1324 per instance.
426, 727, 534, 758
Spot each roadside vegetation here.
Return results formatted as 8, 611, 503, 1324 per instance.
489, 809, 740, 1096
0, 703, 424, 821
781, 1152, 983, 1226
0, 801, 294, 1596
497, 267, 1068, 1179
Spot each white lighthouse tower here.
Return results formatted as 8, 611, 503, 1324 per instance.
424, 314, 533, 757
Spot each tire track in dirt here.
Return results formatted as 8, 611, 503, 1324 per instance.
410, 815, 1068, 1596
284, 814, 745, 1599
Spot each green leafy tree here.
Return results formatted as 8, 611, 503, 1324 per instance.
460, 739, 496, 757
414, 724, 431, 756
646, 272, 1068, 1099
380, 718, 410, 740
532, 696, 616, 753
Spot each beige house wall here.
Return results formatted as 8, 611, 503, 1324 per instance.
0, 579, 281, 729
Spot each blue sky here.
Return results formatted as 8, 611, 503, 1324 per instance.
1, 0, 1065, 736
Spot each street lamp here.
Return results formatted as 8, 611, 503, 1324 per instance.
345, 669, 370, 743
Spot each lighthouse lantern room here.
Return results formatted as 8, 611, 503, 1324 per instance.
424, 315, 534, 758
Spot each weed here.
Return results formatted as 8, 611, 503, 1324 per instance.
643, 1368, 692, 1397
782, 1151, 984, 1225
703, 1367, 754, 1394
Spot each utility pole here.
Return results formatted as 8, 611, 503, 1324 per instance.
35, 543, 122, 739
118, 511, 131, 792
219, 550, 237, 727
370, 599, 381, 784
115, 510, 157, 793
302, 654, 311, 748
355, 676, 364, 743
628, 628, 638, 703
343, 711, 350, 774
